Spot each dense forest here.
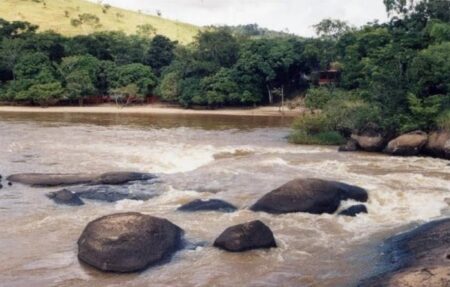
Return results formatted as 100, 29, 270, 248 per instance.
0, 0, 449, 141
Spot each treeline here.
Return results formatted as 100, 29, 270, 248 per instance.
1, 0, 449, 137
0, 18, 174, 106
0, 19, 327, 107
291, 0, 450, 144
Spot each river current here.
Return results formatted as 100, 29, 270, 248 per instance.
0, 112, 449, 287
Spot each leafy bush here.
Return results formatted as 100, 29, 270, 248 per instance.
436, 110, 450, 130
289, 130, 346, 145
304, 87, 334, 109
324, 96, 381, 134
292, 113, 330, 134
290, 113, 346, 145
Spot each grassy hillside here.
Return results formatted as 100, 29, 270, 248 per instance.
1, 0, 200, 43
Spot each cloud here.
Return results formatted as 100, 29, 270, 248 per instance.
101, 0, 389, 36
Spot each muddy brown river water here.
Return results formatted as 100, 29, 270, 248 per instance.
0, 111, 449, 287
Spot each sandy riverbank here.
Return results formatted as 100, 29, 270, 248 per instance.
0, 104, 303, 117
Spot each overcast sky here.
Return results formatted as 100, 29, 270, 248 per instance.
101, 0, 389, 37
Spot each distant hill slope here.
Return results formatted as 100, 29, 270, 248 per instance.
0, 0, 200, 43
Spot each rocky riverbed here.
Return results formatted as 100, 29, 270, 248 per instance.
0, 112, 449, 287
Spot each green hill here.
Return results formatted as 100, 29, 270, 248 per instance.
1, 0, 200, 43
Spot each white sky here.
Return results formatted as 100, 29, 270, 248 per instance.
100, 0, 389, 37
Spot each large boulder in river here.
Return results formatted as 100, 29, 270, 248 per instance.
423, 130, 450, 160
359, 218, 450, 287
351, 125, 387, 152
384, 130, 428, 156
250, 178, 368, 215
78, 212, 183, 273
177, 199, 237, 213
214, 220, 276, 252
7, 172, 155, 187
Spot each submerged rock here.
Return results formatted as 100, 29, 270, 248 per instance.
423, 130, 450, 160
47, 189, 84, 206
214, 220, 276, 252
384, 130, 428, 156
74, 185, 154, 202
7, 172, 155, 187
78, 212, 183, 273
359, 218, 450, 287
0, 183, 2, 189
250, 178, 368, 214
338, 139, 359, 152
177, 199, 237, 212
339, 204, 368, 217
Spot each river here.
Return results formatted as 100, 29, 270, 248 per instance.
0, 112, 449, 287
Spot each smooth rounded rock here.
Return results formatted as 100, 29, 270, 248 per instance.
177, 199, 237, 212
351, 125, 387, 152
339, 204, 368, 217
7, 173, 97, 187
214, 220, 276, 252
384, 130, 428, 156
7, 172, 155, 187
250, 178, 368, 214
423, 130, 450, 160
47, 189, 84, 206
78, 212, 183, 273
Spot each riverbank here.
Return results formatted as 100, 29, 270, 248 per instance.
0, 104, 303, 117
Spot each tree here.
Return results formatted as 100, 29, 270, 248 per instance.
111, 63, 157, 96
146, 35, 177, 75
59, 55, 100, 104
26, 82, 64, 106
136, 24, 157, 38
0, 19, 37, 38
158, 71, 180, 102
65, 70, 96, 105
194, 29, 239, 68
410, 42, 450, 98
313, 19, 352, 40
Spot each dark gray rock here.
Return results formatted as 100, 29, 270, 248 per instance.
47, 189, 84, 206
338, 139, 359, 152
74, 185, 154, 202
214, 220, 276, 252
7, 182, 12, 186
0, 183, 2, 189
339, 204, 368, 217
359, 218, 450, 286
177, 199, 237, 212
78, 212, 183, 273
250, 178, 368, 214
7, 172, 155, 187
92, 172, 156, 185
